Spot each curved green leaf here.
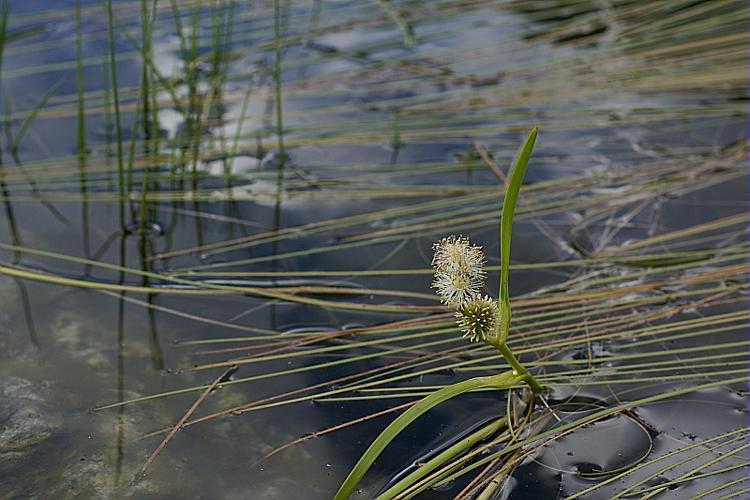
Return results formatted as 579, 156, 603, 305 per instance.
333, 370, 522, 500
499, 127, 538, 315
376, 418, 506, 499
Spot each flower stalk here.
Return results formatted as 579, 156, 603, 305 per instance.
334, 127, 542, 499
498, 343, 543, 393
431, 233, 543, 394
428, 127, 543, 394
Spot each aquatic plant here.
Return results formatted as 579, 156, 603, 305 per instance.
334, 127, 543, 499
0, 1, 746, 498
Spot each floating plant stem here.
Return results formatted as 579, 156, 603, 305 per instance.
333, 371, 523, 500
376, 418, 508, 499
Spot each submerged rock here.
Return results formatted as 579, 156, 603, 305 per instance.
0, 376, 62, 463
0, 377, 167, 498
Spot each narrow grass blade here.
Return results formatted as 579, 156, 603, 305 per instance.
498, 126, 537, 343
333, 370, 522, 499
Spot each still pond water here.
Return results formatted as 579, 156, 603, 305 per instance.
0, 1, 747, 498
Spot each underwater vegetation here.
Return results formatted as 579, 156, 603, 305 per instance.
0, 0, 746, 498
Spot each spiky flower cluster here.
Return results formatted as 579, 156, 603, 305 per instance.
456, 295, 500, 343
431, 236, 486, 308
432, 235, 502, 346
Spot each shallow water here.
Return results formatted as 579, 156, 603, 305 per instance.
0, 1, 747, 498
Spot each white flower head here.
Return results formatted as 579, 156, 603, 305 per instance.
455, 295, 500, 343
431, 235, 486, 307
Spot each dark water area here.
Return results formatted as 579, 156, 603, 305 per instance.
0, 1, 747, 499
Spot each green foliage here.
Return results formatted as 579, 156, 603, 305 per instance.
334, 129, 543, 498
498, 127, 537, 344
333, 371, 523, 500
0, 1, 746, 498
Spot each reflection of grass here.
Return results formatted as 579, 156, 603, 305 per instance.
0, 0, 746, 497
273, 0, 285, 163
105, 0, 126, 228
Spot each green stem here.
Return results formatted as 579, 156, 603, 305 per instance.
333, 371, 522, 500
497, 343, 543, 393
376, 418, 507, 499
